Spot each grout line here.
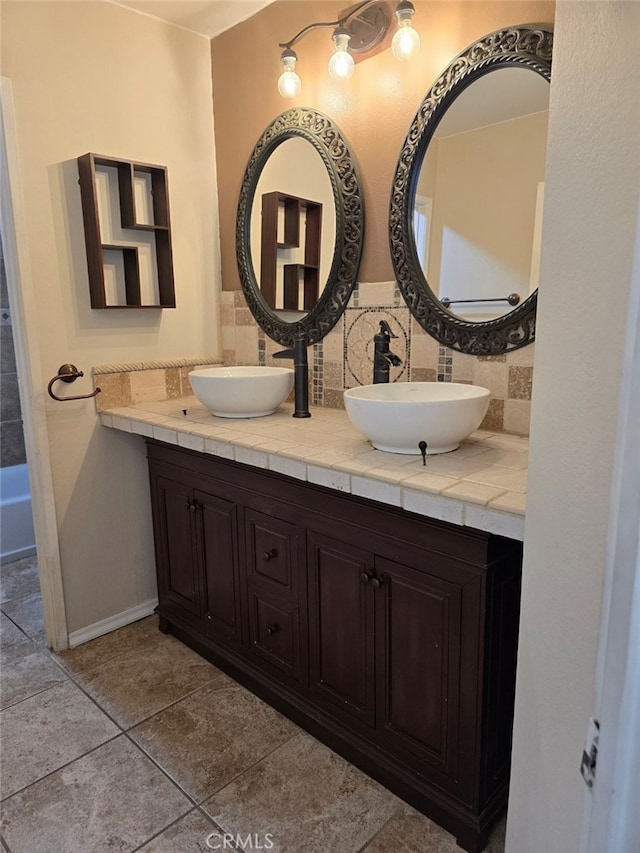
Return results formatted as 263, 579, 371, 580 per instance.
0, 676, 67, 713
354, 812, 401, 853
0, 605, 43, 648
0, 732, 122, 803
198, 730, 303, 807
127, 807, 230, 853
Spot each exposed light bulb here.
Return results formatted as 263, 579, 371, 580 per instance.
277, 50, 301, 99
328, 30, 354, 81
392, 2, 421, 61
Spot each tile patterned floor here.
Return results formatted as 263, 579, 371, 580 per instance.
0, 556, 506, 852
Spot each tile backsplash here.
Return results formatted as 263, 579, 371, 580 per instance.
221, 284, 535, 436
93, 357, 222, 412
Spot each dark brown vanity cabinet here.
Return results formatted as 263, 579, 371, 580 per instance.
147, 440, 522, 853
150, 466, 243, 647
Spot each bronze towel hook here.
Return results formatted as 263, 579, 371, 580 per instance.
47, 364, 101, 402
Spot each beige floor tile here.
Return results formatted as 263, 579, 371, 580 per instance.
0, 592, 45, 644
137, 808, 221, 852
363, 808, 460, 852
0, 612, 26, 649
203, 733, 403, 853
0, 556, 40, 605
74, 635, 230, 728
362, 809, 505, 852
131, 684, 299, 802
1, 736, 191, 853
53, 615, 162, 675
0, 680, 119, 799
0, 638, 65, 709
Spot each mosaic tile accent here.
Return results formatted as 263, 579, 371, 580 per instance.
312, 340, 323, 407
219, 286, 535, 436
437, 345, 452, 382
343, 307, 409, 388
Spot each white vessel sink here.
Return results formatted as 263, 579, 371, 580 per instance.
343, 382, 491, 454
189, 366, 294, 418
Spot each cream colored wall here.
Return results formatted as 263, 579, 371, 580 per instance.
1, 2, 221, 634
429, 111, 548, 314
507, 2, 640, 850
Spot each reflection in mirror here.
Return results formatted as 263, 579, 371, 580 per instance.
414, 69, 549, 321
250, 137, 336, 322
390, 24, 553, 354
237, 107, 364, 347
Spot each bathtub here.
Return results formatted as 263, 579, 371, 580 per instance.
0, 464, 36, 563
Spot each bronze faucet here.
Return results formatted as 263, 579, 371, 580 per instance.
373, 320, 402, 383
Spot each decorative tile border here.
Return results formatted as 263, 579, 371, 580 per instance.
92, 357, 223, 412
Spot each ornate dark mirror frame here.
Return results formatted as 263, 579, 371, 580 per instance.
236, 108, 364, 347
389, 24, 553, 354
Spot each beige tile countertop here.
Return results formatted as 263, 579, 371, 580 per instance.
101, 397, 528, 541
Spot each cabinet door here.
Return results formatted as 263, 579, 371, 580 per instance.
153, 474, 203, 621
196, 489, 242, 646
374, 555, 466, 799
307, 531, 375, 728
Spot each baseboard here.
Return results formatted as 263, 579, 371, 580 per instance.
68, 598, 158, 648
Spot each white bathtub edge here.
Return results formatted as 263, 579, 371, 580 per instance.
0, 544, 36, 566
68, 597, 159, 648
0, 463, 36, 561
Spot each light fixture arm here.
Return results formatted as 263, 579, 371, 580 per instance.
278, 0, 380, 50
276, 0, 418, 97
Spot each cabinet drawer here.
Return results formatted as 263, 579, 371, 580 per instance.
245, 508, 301, 599
248, 590, 301, 682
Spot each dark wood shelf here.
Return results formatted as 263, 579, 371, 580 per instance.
260, 191, 322, 312
78, 153, 176, 309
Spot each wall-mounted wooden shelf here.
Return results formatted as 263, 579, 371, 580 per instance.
260, 191, 322, 313
77, 153, 175, 309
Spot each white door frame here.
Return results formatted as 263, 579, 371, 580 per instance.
580, 193, 640, 851
1, 77, 68, 650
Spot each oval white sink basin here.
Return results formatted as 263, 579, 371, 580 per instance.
189, 366, 294, 418
343, 382, 490, 454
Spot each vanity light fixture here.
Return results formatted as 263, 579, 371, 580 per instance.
328, 28, 355, 80
277, 48, 302, 98
392, 0, 421, 61
277, 0, 420, 98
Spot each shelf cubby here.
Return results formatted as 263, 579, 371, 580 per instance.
77, 153, 175, 309
260, 191, 322, 312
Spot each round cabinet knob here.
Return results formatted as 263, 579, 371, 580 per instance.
361, 572, 371, 585
265, 624, 279, 636
263, 549, 278, 561
370, 575, 385, 590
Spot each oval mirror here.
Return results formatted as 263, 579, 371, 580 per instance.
390, 24, 553, 354
237, 108, 364, 346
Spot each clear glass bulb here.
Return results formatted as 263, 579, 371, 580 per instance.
392, 11, 420, 61
328, 31, 354, 81
278, 56, 302, 98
